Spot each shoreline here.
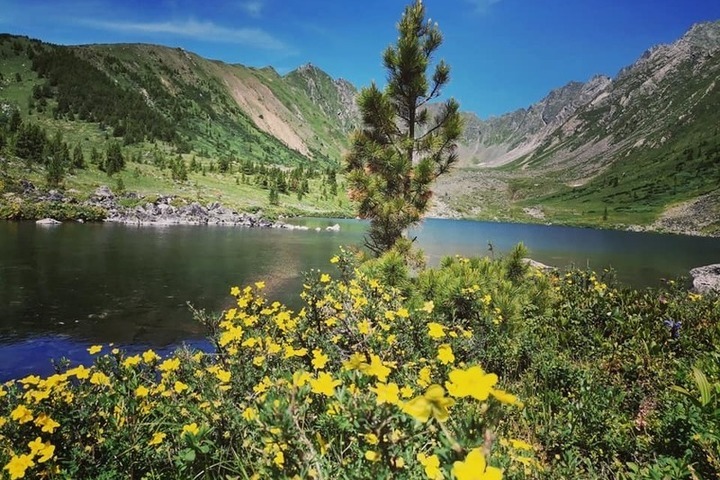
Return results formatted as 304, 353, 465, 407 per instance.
3, 182, 718, 238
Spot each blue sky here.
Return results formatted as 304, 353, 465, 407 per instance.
2, 0, 719, 118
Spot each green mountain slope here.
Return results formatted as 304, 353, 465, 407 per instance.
433, 21, 720, 234
0, 35, 358, 167
0, 34, 357, 219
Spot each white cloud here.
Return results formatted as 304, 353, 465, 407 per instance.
238, 1, 264, 18
465, 0, 502, 13
78, 17, 288, 51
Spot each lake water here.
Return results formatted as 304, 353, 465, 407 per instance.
1, 218, 718, 381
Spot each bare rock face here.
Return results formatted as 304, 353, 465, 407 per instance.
690, 264, 720, 294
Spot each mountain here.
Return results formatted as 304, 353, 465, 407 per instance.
0, 34, 360, 218
1, 22, 719, 234
0, 35, 358, 167
435, 20, 720, 234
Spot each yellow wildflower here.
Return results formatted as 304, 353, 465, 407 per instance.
148, 432, 166, 446
396, 308, 410, 318
400, 385, 415, 398
310, 372, 341, 397
134, 385, 150, 398
158, 357, 181, 373
33, 414, 60, 433
19, 375, 41, 387
427, 322, 446, 339
445, 366, 498, 401
437, 344, 455, 365
28, 437, 44, 455
365, 354, 391, 382
3, 454, 35, 479
215, 369, 232, 383
90, 372, 110, 386
122, 355, 141, 368
490, 388, 522, 406
219, 325, 244, 347
370, 382, 400, 405
326, 401, 341, 415
363, 433, 379, 445
357, 319, 372, 335
292, 370, 312, 388
273, 450, 284, 468
182, 423, 200, 437
421, 300, 435, 313
417, 452, 443, 480
242, 407, 258, 421
418, 366, 432, 388
255, 281, 266, 290
311, 348, 329, 370
452, 448, 502, 480
87, 345, 102, 355
402, 385, 455, 423
330, 255, 339, 264
508, 438, 533, 451
27, 438, 54, 463
320, 273, 331, 283
142, 349, 161, 363
343, 352, 367, 371
230, 286, 240, 296
284, 345, 308, 358
365, 450, 379, 462
10, 405, 33, 424
174, 381, 189, 394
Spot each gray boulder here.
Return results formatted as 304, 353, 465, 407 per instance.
36, 218, 61, 225
690, 264, 720, 294
522, 258, 555, 271
94, 186, 115, 199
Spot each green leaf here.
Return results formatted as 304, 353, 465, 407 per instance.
179, 448, 196, 463
692, 367, 713, 407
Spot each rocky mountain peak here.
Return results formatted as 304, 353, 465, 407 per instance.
682, 20, 720, 50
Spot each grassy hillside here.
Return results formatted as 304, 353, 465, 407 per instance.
0, 34, 355, 219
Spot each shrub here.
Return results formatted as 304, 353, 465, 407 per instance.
0, 253, 528, 479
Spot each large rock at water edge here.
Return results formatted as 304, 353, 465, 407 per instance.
36, 218, 61, 225
690, 264, 720, 294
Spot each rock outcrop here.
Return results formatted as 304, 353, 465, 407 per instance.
36, 218, 61, 225
690, 264, 720, 294
84, 186, 303, 228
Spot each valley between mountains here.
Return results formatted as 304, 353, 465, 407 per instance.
1, 21, 719, 234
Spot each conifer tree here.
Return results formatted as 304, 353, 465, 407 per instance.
103, 142, 125, 176
345, 0, 462, 255
72, 144, 85, 169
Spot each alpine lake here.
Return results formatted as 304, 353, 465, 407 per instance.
1, 218, 719, 381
